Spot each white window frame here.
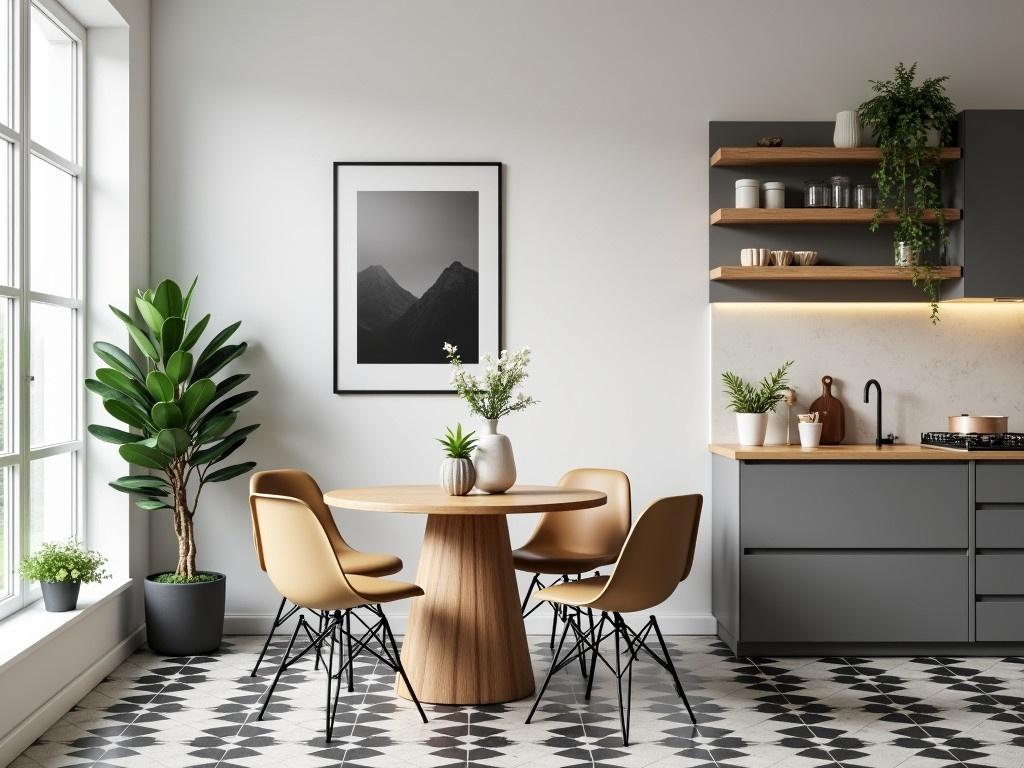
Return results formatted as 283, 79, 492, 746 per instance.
0, 0, 85, 621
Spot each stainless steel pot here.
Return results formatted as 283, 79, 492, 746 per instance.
948, 414, 1008, 434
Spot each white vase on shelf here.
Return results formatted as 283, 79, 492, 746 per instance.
833, 110, 862, 148
473, 419, 516, 493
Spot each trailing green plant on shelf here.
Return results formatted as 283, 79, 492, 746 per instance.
437, 423, 477, 459
86, 277, 259, 581
859, 62, 958, 323
721, 361, 794, 414
20, 540, 108, 585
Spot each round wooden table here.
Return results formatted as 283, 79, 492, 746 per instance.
323, 485, 606, 705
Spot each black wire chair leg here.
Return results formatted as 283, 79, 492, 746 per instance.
585, 612, 606, 701
613, 613, 632, 747
651, 615, 696, 724
257, 616, 303, 720
324, 613, 338, 742
520, 573, 539, 614
380, 610, 428, 723
346, 609, 355, 692
251, 596, 288, 677
527, 613, 573, 724
314, 611, 325, 670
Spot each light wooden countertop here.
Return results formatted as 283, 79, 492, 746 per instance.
709, 443, 1024, 461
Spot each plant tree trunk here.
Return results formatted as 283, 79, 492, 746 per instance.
170, 462, 196, 579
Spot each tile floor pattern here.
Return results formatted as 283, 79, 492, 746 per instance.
11, 632, 1024, 768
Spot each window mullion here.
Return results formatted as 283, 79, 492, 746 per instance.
16, 0, 30, 611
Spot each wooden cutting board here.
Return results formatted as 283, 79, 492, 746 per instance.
809, 375, 845, 445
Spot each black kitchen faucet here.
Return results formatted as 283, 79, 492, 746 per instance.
863, 379, 897, 448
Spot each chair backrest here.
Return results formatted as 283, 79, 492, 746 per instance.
594, 494, 702, 613
249, 469, 351, 570
522, 468, 631, 557
249, 492, 366, 611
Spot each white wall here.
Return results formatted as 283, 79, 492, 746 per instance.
149, 0, 1024, 633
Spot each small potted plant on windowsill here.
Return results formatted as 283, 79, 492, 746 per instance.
721, 362, 794, 446
20, 540, 109, 612
438, 423, 477, 496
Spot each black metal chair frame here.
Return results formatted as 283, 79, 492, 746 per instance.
526, 608, 696, 746
521, 571, 601, 677
255, 603, 427, 741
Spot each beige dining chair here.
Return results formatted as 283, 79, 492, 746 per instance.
249, 491, 427, 740
524, 494, 702, 746
513, 468, 631, 666
249, 469, 403, 684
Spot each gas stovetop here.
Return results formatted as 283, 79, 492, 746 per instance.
921, 432, 1024, 451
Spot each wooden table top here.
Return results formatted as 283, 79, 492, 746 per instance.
323, 485, 607, 516
710, 443, 1024, 461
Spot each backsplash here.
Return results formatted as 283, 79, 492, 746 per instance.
710, 303, 1024, 445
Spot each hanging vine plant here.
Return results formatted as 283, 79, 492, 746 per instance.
859, 62, 957, 323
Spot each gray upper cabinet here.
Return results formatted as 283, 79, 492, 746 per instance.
948, 110, 1024, 300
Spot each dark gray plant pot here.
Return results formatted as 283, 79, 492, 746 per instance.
40, 580, 81, 612
144, 572, 226, 656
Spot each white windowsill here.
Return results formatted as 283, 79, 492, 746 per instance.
0, 578, 133, 674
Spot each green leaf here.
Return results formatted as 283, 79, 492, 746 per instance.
152, 279, 183, 319
87, 424, 139, 445
136, 499, 172, 510
110, 474, 170, 492
135, 297, 165, 335
119, 442, 171, 470
86, 378, 126, 403
165, 350, 193, 384
195, 411, 237, 444
181, 313, 210, 351
205, 461, 257, 483
192, 342, 246, 381
156, 427, 191, 457
93, 341, 145, 383
104, 399, 151, 430
151, 401, 184, 429
160, 316, 185, 364
213, 373, 250, 401
146, 371, 176, 402
197, 390, 257, 427
109, 305, 159, 361
182, 276, 198, 318
180, 378, 216, 424
196, 321, 241, 367
96, 367, 153, 408
190, 430, 249, 466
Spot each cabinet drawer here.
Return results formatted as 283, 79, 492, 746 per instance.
976, 554, 1024, 595
976, 509, 1024, 548
741, 463, 968, 548
976, 463, 1024, 503
977, 601, 1024, 642
742, 553, 968, 642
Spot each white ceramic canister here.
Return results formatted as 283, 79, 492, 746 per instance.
799, 422, 823, 448
761, 181, 785, 209
833, 110, 862, 148
735, 179, 759, 208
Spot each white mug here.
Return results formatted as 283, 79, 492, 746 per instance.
798, 422, 823, 448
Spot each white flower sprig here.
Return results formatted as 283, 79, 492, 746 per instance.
444, 342, 538, 421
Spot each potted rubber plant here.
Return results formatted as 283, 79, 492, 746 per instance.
721, 362, 793, 446
86, 277, 259, 655
20, 540, 108, 612
859, 62, 957, 322
437, 423, 477, 496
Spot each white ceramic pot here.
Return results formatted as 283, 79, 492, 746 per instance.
833, 110, 862, 148
473, 419, 516, 493
735, 413, 769, 447
440, 457, 476, 496
798, 422, 823, 448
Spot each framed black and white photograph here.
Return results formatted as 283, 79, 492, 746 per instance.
333, 162, 502, 393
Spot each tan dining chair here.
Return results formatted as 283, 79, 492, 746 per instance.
249, 491, 427, 740
525, 494, 703, 746
249, 469, 403, 683
513, 468, 631, 664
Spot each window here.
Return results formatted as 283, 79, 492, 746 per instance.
0, 0, 84, 620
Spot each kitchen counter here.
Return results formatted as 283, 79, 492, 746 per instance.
710, 443, 1024, 461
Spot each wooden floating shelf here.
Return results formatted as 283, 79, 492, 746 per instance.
710, 266, 964, 282
709, 208, 962, 225
709, 146, 962, 167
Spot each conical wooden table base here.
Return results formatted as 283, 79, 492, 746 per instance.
396, 514, 535, 705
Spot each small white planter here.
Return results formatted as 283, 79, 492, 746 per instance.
798, 422, 823, 448
735, 413, 769, 446
440, 457, 476, 496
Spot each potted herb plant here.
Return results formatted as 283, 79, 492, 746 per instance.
444, 342, 537, 494
20, 540, 109, 612
721, 362, 794, 446
438, 423, 477, 496
859, 62, 958, 322
86, 277, 259, 655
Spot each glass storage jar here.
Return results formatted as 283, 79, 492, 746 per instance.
855, 183, 877, 209
804, 180, 830, 208
830, 175, 851, 208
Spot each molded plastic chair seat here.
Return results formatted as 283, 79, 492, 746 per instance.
533, 575, 609, 605
345, 575, 423, 604
512, 548, 616, 575
338, 551, 403, 578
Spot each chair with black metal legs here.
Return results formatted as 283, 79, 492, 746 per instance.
249, 469, 403, 682
524, 494, 702, 746
249, 490, 428, 741
512, 468, 631, 672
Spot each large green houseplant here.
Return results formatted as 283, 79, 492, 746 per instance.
86, 277, 259, 653
859, 62, 957, 322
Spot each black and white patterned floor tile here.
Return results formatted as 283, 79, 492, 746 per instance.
12, 632, 1024, 768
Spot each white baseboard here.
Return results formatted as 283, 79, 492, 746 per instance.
0, 625, 146, 767
224, 611, 717, 637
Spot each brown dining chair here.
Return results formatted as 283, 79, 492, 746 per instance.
513, 468, 631, 665
249, 469, 403, 682
249, 491, 427, 740
525, 494, 703, 746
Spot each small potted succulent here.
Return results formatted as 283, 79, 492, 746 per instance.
721, 362, 794, 446
438, 423, 477, 496
20, 540, 109, 612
